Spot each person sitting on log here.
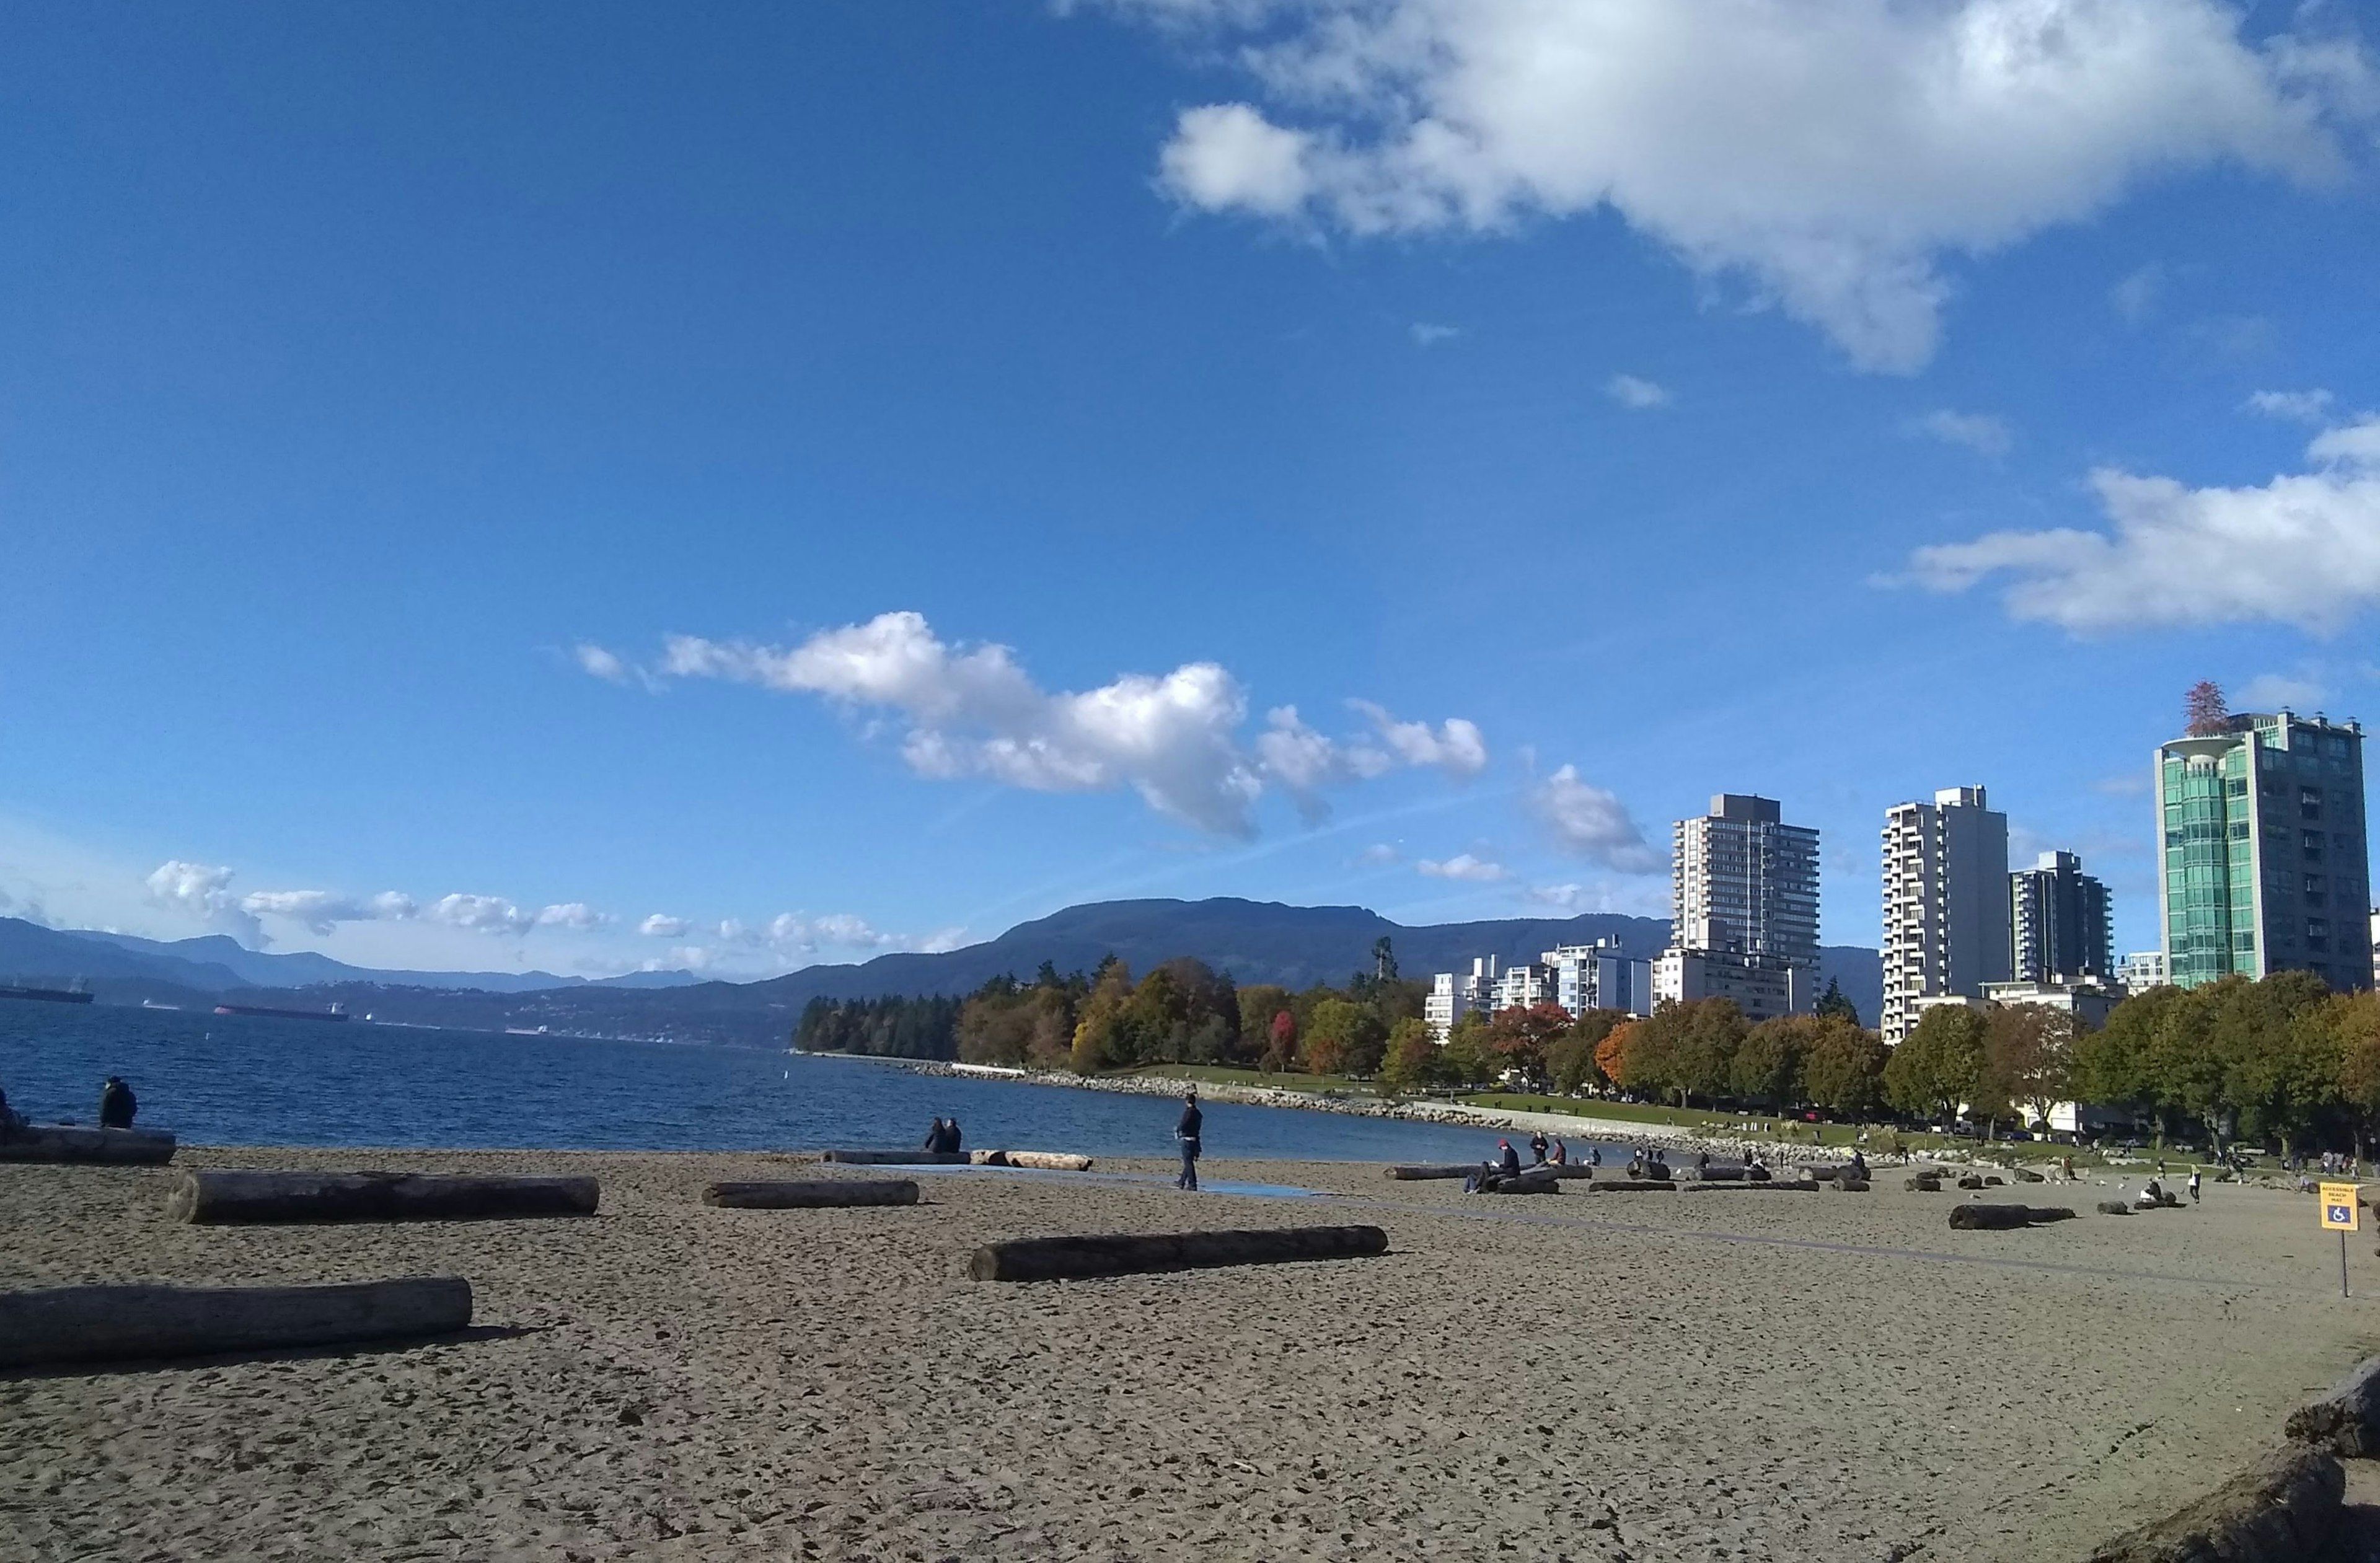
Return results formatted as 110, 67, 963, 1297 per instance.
0, 1085, 20, 1135
1497, 1139, 1522, 1178
2136, 1178, 2163, 1209
97, 1076, 137, 1130
923, 1117, 950, 1152
1586, 1145, 1601, 1168
1696, 1151, 1711, 1173
1626, 1147, 1646, 1179
1848, 1149, 1868, 1181
1528, 1131, 1548, 1165
945, 1119, 963, 1154
1548, 1137, 1567, 1166
1649, 1149, 1670, 1179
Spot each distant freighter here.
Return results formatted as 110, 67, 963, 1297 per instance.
0, 984, 94, 1005
213, 1002, 350, 1023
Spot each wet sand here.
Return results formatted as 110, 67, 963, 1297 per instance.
4, 1147, 2377, 1562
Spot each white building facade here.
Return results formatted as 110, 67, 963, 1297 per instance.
1651, 947, 1804, 1023
1881, 785, 2012, 1044
1423, 956, 1500, 1041
1545, 941, 1654, 1018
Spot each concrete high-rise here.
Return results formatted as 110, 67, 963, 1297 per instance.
2009, 850, 2113, 984
1880, 786, 2011, 1044
2156, 711, 2373, 991
1672, 794, 1821, 972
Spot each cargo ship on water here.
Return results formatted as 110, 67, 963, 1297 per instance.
0, 983, 94, 1005
213, 1000, 350, 1023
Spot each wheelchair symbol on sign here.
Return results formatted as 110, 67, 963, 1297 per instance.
2330, 1202, 2355, 1226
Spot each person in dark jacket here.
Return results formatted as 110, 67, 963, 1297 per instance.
0, 1084, 22, 1133
1175, 1091, 1203, 1190
1528, 1131, 1549, 1165
945, 1119, 963, 1154
923, 1117, 950, 1152
98, 1076, 137, 1130
1497, 1138, 1522, 1177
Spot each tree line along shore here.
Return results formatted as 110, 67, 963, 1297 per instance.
795, 948, 2380, 1160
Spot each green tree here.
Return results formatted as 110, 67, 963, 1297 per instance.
2073, 984, 2174, 1122
1813, 977, 1861, 1027
1484, 1002, 1572, 1091
1731, 1016, 1809, 1110
1980, 1004, 2074, 1133
1800, 1018, 1887, 1121
1548, 1010, 1624, 1096
1884, 1005, 1988, 1126
1440, 1011, 1496, 1087
1674, 998, 1748, 1106
2331, 992, 2380, 1153
1302, 997, 1386, 1076
1069, 959, 1135, 1075
1378, 1017, 1445, 1096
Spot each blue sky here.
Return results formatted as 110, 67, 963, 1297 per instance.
3, 0, 2376, 978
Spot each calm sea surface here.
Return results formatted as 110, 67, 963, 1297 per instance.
0, 1002, 1551, 1164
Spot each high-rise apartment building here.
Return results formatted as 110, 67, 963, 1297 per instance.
1672, 795, 1821, 971
1544, 941, 1654, 1018
1880, 786, 2012, 1044
2009, 850, 2113, 983
2156, 711, 2373, 991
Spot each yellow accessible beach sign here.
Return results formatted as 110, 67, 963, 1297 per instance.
2322, 1182, 2360, 1232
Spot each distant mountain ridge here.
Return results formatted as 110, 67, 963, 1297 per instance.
33, 927, 701, 994
1, 899, 1884, 1049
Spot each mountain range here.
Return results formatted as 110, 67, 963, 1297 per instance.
0, 899, 1884, 1049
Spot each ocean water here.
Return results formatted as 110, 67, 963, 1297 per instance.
0, 1002, 1556, 1164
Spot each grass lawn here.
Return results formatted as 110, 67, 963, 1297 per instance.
1108, 1062, 1378, 1097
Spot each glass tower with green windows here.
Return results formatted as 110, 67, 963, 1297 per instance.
2156, 711, 2373, 992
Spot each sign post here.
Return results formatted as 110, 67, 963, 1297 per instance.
2321, 1181, 2359, 1298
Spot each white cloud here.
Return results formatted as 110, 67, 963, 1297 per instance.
428, 893, 536, 936
1410, 322, 1461, 346
1905, 415, 2380, 633
144, 860, 262, 944
1419, 853, 1508, 882
1355, 842, 1400, 866
238, 888, 416, 936
2239, 672, 2328, 710
1529, 765, 1665, 874
1605, 374, 1670, 410
1906, 408, 2012, 457
575, 643, 631, 683
916, 926, 972, 954
647, 611, 1480, 836
639, 914, 691, 938
2245, 388, 2334, 423
1127, 0, 2370, 371
2110, 262, 2164, 325
1525, 883, 1585, 912
1348, 700, 1488, 777
535, 902, 604, 930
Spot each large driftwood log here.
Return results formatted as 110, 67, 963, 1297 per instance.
1906, 1174, 1943, 1192
1831, 1178, 1872, 1192
819, 1150, 969, 1165
702, 1179, 918, 1209
2084, 1446, 2342, 1563
2097, 1200, 2135, 1216
0, 1277, 472, 1370
1386, 1164, 1473, 1181
1683, 1179, 1820, 1192
0, 1125, 178, 1166
167, 1170, 599, 1225
1478, 1174, 1561, 1195
970, 1225, 1388, 1282
971, 1151, 1094, 1171
1587, 1179, 1680, 1193
2287, 1356, 2380, 1456
1947, 1203, 2076, 1230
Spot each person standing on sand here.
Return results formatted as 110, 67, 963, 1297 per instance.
1529, 1131, 1548, 1165
1175, 1091, 1202, 1191
2188, 1169, 2202, 1204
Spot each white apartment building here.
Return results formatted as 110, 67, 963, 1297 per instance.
1423, 956, 1500, 1041
1673, 794, 1822, 972
1492, 962, 1555, 1011
1544, 940, 1654, 1017
1652, 946, 1804, 1023
2116, 951, 2169, 992
1880, 785, 2012, 1044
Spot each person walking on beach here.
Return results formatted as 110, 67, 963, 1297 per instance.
2188, 1169, 2202, 1204
1175, 1091, 1202, 1191
97, 1076, 136, 1130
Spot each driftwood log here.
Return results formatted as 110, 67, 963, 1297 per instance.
2015, 1168, 2045, 1182
1478, 1174, 1560, 1195
2084, 1445, 2342, 1563
819, 1150, 969, 1166
167, 1170, 599, 1225
2097, 1200, 2135, 1216
1386, 1164, 1472, 1181
1947, 1203, 2076, 1230
1587, 1179, 1679, 1193
2287, 1356, 2380, 1456
1957, 1175, 1986, 1190
1831, 1178, 1872, 1191
0, 1277, 472, 1370
1683, 1179, 1820, 1192
970, 1225, 1388, 1282
1906, 1174, 1943, 1192
702, 1179, 918, 1209
0, 1125, 178, 1166
971, 1151, 1094, 1171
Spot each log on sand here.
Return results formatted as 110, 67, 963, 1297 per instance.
1478, 1174, 1560, 1195
702, 1179, 918, 1209
1683, 1179, 1820, 1192
972, 1151, 1095, 1172
1947, 1203, 2076, 1230
1386, 1164, 1473, 1181
2288, 1355, 2380, 1457
2084, 1445, 2341, 1563
1588, 1179, 1680, 1193
0, 1277, 472, 1371
1831, 1178, 1873, 1192
0, 1125, 177, 1166
819, 1150, 970, 1166
167, 1170, 599, 1225
1906, 1175, 1943, 1192
970, 1225, 1388, 1283
2097, 1200, 2135, 1216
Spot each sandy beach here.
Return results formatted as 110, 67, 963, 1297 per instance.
6, 1148, 2379, 1562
